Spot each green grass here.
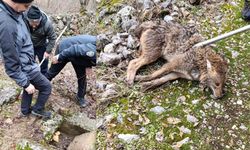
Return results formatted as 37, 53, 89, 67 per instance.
97, 0, 250, 149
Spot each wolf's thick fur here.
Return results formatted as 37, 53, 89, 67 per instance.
127, 21, 228, 99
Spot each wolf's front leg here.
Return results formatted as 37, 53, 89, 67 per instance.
127, 57, 152, 85
141, 72, 181, 91
135, 62, 175, 82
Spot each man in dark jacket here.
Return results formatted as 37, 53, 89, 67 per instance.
25, 5, 57, 75
45, 35, 96, 107
0, 0, 51, 119
242, 0, 250, 21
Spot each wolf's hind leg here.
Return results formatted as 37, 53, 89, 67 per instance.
141, 72, 182, 91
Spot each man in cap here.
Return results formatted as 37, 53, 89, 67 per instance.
0, 0, 52, 119
25, 5, 57, 75
45, 35, 96, 107
242, 0, 250, 21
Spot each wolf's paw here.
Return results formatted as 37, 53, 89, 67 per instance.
126, 78, 134, 86
140, 82, 153, 92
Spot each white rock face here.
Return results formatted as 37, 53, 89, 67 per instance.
118, 134, 140, 143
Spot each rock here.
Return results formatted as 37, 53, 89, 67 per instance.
239, 124, 247, 130
118, 32, 129, 38
96, 81, 107, 90
121, 19, 139, 32
97, 34, 110, 51
121, 49, 132, 59
104, 43, 116, 53
117, 113, 123, 123
98, 52, 122, 65
179, 126, 191, 134
167, 117, 181, 124
155, 131, 164, 142
150, 106, 166, 115
186, 115, 198, 123
139, 127, 147, 134
64, 112, 98, 133
17, 139, 48, 150
41, 114, 63, 141
172, 137, 190, 149
143, 0, 154, 10
117, 134, 140, 143
0, 80, 19, 106
112, 35, 122, 45
161, 0, 172, 8
127, 35, 138, 49
101, 89, 117, 98
57, 20, 65, 30
164, 15, 174, 22
236, 100, 243, 105
115, 6, 138, 31
177, 96, 186, 102
67, 131, 96, 150
192, 99, 199, 104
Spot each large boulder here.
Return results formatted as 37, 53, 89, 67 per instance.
0, 80, 19, 106
67, 131, 96, 150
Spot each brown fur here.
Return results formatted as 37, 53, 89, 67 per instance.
127, 21, 228, 99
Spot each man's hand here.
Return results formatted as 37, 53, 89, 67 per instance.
25, 84, 35, 94
44, 52, 50, 59
52, 55, 59, 64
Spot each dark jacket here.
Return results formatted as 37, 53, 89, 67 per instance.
0, 1, 39, 88
24, 10, 57, 53
57, 35, 96, 67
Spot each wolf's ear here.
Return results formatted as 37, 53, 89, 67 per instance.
206, 59, 212, 70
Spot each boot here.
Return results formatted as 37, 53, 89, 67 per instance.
189, 0, 200, 5
75, 95, 89, 108
242, 0, 250, 21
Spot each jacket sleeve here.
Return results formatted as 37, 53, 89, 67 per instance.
44, 20, 57, 54
58, 43, 96, 65
0, 22, 30, 88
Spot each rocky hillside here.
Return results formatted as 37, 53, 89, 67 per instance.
96, 0, 250, 149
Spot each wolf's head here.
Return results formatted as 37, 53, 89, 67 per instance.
205, 54, 228, 99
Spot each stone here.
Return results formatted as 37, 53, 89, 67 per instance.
164, 15, 174, 22
17, 139, 48, 150
104, 43, 116, 53
115, 6, 138, 31
101, 89, 117, 98
41, 114, 63, 141
67, 131, 96, 150
186, 115, 198, 123
150, 106, 166, 115
0, 80, 18, 106
117, 134, 140, 143
172, 137, 190, 149
98, 52, 122, 65
127, 35, 138, 49
64, 112, 98, 132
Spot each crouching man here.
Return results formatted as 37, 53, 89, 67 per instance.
0, 0, 51, 119
45, 35, 96, 107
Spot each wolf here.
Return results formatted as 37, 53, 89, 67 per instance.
126, 21, 228, 99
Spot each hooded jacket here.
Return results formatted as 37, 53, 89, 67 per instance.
24, 8, 57, 53
0, 1, 40, 88
56, 35, 96, 67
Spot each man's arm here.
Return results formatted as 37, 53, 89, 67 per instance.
58, 43, 96, 62
44, 20, 57, 54
0, 21, 30, 88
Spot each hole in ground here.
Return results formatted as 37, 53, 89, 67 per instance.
49, 120, 88, 149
